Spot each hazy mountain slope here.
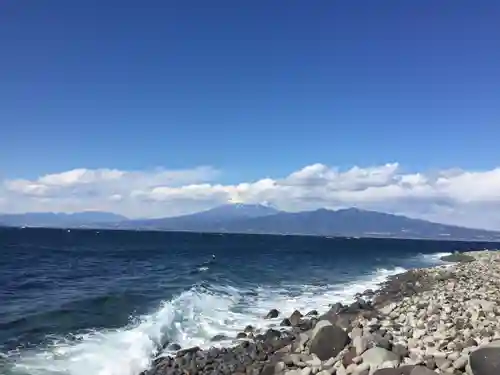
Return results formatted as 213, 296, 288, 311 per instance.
0, 212, 128, 228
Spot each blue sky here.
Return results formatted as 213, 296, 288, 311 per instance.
1, 1, 500, 227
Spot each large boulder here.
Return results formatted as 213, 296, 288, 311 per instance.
308, 320, 349, 361
469, 340, 500, 375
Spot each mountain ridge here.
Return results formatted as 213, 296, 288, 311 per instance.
1, 204, 500, 241
0, 211, 128, 228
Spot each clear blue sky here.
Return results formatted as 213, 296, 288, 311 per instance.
1, 0, 499, 183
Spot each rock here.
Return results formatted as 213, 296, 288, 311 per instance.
306, 354, 321, 367
210, 334, 229, 341
361, 347, 399, 369
306, 310, 319, 316
373, 335, 392, 350
424, 357, 436, 370
266, 309, 280, 319
329, 302, 344, 314
342, 347, 357, 367
469, 340, 500, 375
176, 346, 200, 357
353, 362, 370, 375
261, 363, 278, 375
392, 344, 409, 359
453, 355, 468, 370
244, 325, 254, 333
466, 338, 478, 347
409, 366, 439, 375
290, 310, 303, 326
440, 253, 475, 263
353, 335, 369, 356
308, 320, 349, 361
379, 303, 397, 316
281, 318, 292, 326
236, 332, 247, 339
372, 366, 416, 375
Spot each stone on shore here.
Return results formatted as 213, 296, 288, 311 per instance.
372, 365, 416, 375
469, 340, 500, 375
361, 346, 399, 369
440, 252, 475, 263
308, 320, 349, 360
266, 308, 280, 319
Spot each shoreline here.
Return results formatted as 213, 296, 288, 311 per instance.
143, 250, 499, 375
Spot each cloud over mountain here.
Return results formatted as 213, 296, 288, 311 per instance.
2, 163, 500, 229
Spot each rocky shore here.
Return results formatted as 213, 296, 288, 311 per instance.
142, 250, 500, 375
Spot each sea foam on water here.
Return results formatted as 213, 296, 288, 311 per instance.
9, 266, 407, 375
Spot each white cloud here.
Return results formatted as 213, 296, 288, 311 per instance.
2, 163, 500, 229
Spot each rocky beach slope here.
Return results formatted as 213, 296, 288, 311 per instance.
143, 250, 500, 375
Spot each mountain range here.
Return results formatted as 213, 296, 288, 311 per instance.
1, 204, 500, 241
0, 211, 127, 228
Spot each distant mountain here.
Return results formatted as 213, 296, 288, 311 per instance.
117, 207, 500, 241
0, 211, 128, 228
215, 208, 500, 240
187, 203, 279, 220
2, 206, 500, 241
120, 203, 280, 230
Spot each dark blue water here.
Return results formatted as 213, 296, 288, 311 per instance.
0, 227, 497, 375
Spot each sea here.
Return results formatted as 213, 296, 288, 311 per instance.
0, 227, 498, 375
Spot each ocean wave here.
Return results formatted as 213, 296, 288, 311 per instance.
5, 266, 406, 375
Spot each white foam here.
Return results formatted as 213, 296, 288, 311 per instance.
8, 267, 406, 375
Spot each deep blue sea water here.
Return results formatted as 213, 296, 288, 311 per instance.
0, 227, 498, 375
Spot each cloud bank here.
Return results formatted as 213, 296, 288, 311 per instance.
2, 163, 500, 229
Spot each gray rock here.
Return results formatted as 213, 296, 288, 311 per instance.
409, 366, 438, 375
392, 344, 409, 359
469, 340, 500, 375
353, 335, 369, 356
290, 310, 303, 326
372, 365, 415, 375
361, 347, 399, 369
440, 253, 475, 263
284, 354, 301, 366
275, 361, 286, 372
466, 338, 478, 347
308, 320, 349, 361
353, 362, 370, 375
244, 325, 254, 333
210, 334, 229, 341
281, 318, 292, 326
453, 355, 468, 370
342, 347, 357, 367
266, 309, 280, 319
262, 363, 278, 375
